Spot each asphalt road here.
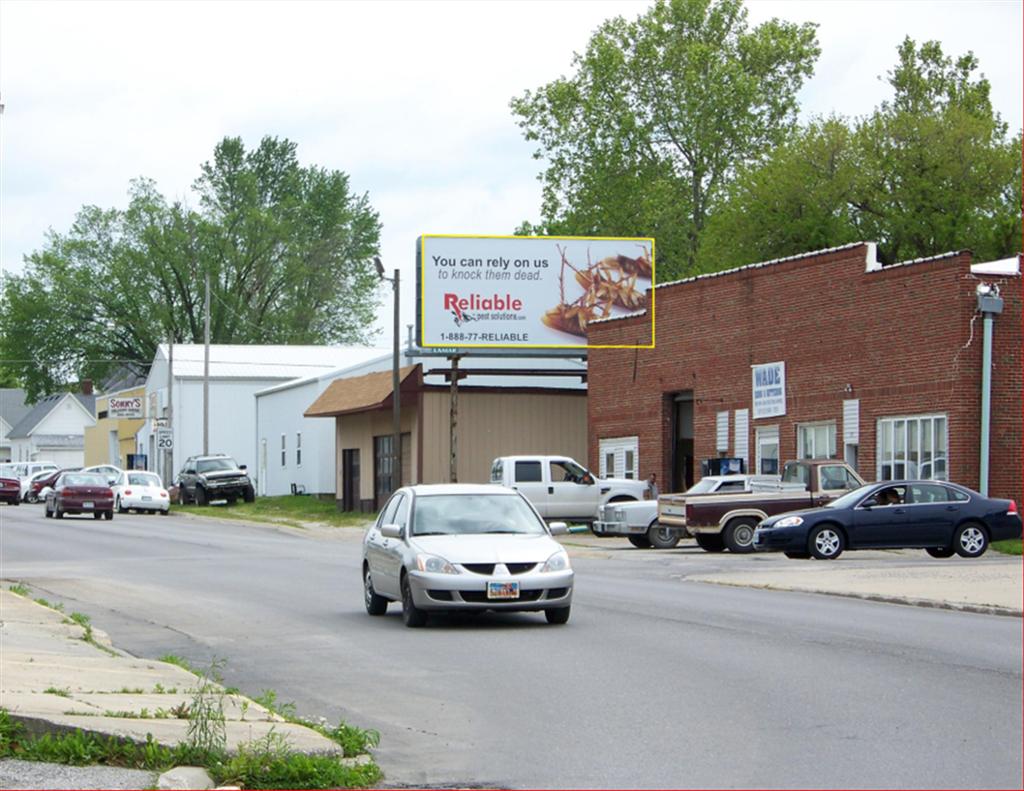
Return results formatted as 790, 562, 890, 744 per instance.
1, 504, 1021, 789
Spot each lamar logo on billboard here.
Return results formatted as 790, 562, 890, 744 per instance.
444, 293, 524, 326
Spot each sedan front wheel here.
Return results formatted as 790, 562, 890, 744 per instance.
401, 576, 427, 628
809, 525, 844, 560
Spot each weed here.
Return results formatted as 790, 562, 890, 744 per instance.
34, 597, 64, 612
8, 583, 29, 596
158, 654, 197, 674
215, 730, 382, 789
117, 687, 145, 695
43, 687, 71, 698
185, 660, 227, 761
152, 683, 166, 694
252, 689, 380, 757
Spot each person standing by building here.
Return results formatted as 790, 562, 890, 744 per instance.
646, 473, 660, 500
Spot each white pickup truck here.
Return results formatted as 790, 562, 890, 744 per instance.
489, 455, 650, 524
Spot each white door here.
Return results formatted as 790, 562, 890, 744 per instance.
755, 427, 780, 475
599, 437, 639, 479
511, 459, 548, 517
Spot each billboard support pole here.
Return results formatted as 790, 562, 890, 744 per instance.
449, 355, 460, 483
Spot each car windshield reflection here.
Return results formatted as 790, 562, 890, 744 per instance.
413, 494, 546, 536
825, 484, 878, 509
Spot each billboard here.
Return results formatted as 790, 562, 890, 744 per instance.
418, 235, 655, 350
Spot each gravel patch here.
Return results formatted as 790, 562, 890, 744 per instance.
0, 759, 157, 790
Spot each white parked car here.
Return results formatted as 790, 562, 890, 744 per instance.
83, 465, 124, 486
111, 470, 170, 515
11, 461, 59, 498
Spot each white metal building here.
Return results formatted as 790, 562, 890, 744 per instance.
140, 344, 387, 487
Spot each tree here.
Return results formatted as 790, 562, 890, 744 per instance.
701, 38, 1022, 268
0, 136, 382, 401
510, 0, 820, 280
699, 118, 861, 268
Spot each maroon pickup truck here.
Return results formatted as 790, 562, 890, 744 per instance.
657, 459, 864, 553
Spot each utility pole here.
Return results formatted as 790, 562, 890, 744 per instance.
167, 336, 174, 482
203, 271, 210, 455
449, 356, 460, 482
392, 268, 401, 489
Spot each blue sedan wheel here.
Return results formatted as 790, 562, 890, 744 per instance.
809, 525, 845, 560
954, 523, 988, 558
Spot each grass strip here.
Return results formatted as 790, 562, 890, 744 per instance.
173, 495, 370, 529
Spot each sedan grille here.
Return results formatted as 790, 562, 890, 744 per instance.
461, 562, 538, 575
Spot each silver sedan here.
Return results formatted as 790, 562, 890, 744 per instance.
362, 484, 574, 627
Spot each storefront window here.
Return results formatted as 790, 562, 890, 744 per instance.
877, 415, 948, 481
797, 422, 836, 459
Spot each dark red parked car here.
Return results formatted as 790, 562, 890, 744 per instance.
44, 472, 114, 520
0, 475, 20, 505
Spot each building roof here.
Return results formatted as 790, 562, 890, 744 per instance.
304, 366, 419, 418
7, 393, 96, 440
258, 351, 588, 399
154, 344, 389, 380
0, 389, 32, 431
32, 434, 86, 449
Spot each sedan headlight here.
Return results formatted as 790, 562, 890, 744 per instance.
774, 515, 804, 528
415, 554, 459, 574
541, 550, 571, 573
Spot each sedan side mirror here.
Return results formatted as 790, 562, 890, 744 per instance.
548, 522, 569, 536
239, 464, 248, 471
380, 523, 403, 539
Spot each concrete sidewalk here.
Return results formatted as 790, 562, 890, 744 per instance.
0, 590, 351, 787
682, 554, 1024, 616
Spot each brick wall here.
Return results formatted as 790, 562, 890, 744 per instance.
587, 244, 1023, 508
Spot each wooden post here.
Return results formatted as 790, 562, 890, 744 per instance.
449, 356, 460, 482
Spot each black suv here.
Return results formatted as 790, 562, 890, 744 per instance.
176, 454, 255, 505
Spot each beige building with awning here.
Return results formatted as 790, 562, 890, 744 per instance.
304, 363, 587, 512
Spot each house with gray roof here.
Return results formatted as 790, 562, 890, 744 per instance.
5, 391, 97, 467
0, 389, 32, 462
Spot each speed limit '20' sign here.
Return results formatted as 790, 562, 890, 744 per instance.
156, 429, 173, 450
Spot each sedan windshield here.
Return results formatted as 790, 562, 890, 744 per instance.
196, 458, 239, 473
825, 484, 878, 509
412, 494, 547, 536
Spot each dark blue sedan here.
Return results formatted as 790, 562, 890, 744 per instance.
753, 481, 1021, 560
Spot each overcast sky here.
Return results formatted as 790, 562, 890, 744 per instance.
1, 0, 1020, 339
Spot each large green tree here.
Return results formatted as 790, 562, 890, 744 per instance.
701, 38, 1022, 268
0, 136, 382, 401
510, 0, 820, 280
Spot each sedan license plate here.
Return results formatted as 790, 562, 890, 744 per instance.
141, 496, 153, 502
487, 581, 520, 600
82, 501, 94, 509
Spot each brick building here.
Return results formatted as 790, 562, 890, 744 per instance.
586, 243, 1022, 509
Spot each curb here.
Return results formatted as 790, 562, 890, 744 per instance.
697, 579, 1023, 617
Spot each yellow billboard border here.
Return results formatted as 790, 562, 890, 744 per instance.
418, 233, 656, 350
